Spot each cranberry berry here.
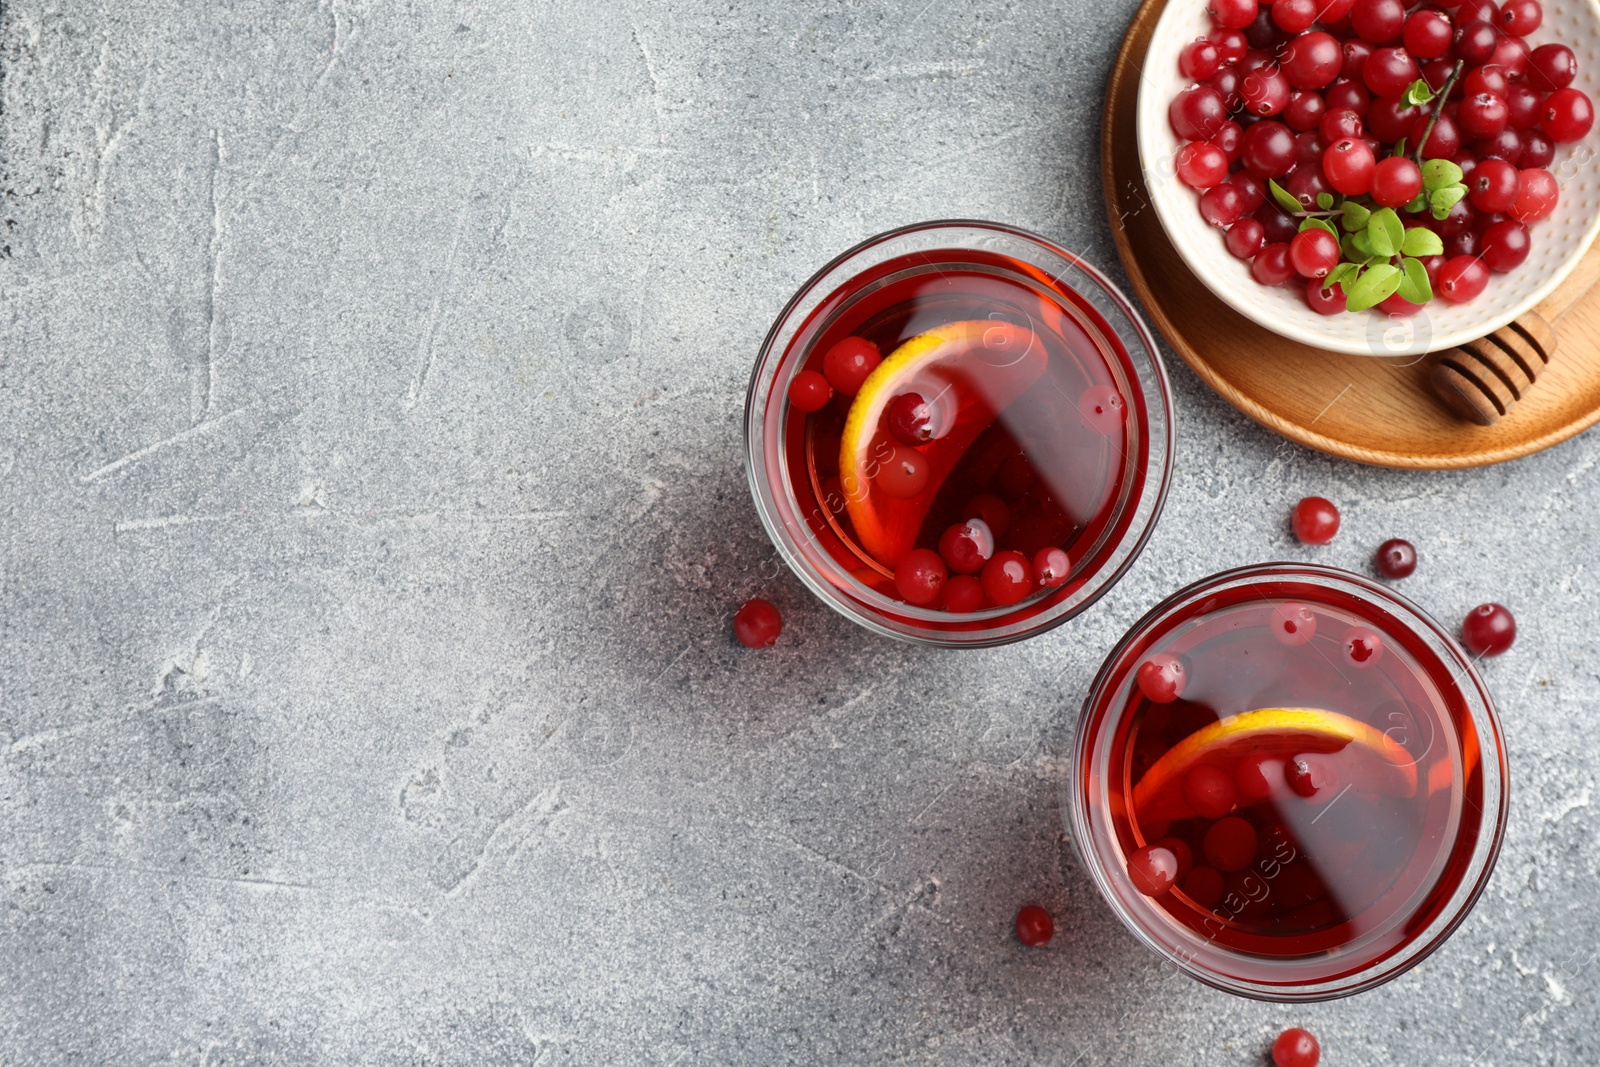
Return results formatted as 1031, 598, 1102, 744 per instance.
981, 550, 1034, 607
1033, 547, 1071, 588
734, 598, 783, 649
1014, 904, 1055, 946
787, 370, 833, 413
1126, 844, 1180, 896
938, 518, 995, 575
1182, 764, 1237, 819
1271, 601, 1318, 645
1291, 496, 1340, 544
942, 575, 984, 613
1375, 537, 1418, 578
822, 336, 882, 396
1462, 602, 1517, 656
886, 391, 935, 445
1272, 1027, 1322, 1067
1137, 653, 1188, 704
894, 548, 948, 606
1344, 626, 1384, 669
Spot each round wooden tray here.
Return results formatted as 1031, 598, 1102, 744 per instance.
1103, 0, 1600, 468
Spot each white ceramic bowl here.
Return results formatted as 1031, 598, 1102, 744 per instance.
1137, 0, 1600, 355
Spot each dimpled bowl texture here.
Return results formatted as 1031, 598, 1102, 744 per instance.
1137, 0, 1600, 355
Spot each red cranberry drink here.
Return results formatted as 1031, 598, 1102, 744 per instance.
1072, 564, 1507, 999
746, 222, 1173, 646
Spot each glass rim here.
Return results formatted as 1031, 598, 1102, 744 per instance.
1067, 561, 1510, 1001
743, 219, 1175, 648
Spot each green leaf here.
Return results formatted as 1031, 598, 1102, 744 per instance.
1316, 192, 1335, 210
1422, 158, 1464, 190
1400, 227, 1444, 257
1403, 193, 1428, 213
1391, 136, 1408, 159
1402, 79, 1436, 107
1268, 178, 1304, 216
1396, 256, 1433, 305
1348, 230, 1375, 260
1429, 184, 1467, 219
1299, 216, 1340, 237
1367, 208, 1405, 259
1345, 262, 1403, 312
1340, 200, 1372, 233
1325, 261, 1359, 293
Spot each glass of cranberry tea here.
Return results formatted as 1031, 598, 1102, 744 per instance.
1071, 563, 1508, 1000
745, 221, 1174, 646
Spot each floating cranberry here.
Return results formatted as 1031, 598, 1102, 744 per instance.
894, 549, 948, 606
1286, 754, 1339, 799
1375, 537, 1418, 578
1272, 1027, 1322, 1067
1344, 626, 1384, 668
1203, 816, 1260, 872
1126, 844, 1181, 896
1236, 754, 1284, 801
939, 518, 995, 575
734, 598, 783, 648
886, 391, 935, 445
981, 550, 1033, 607
822, 336, 881, 396
1272, 601, 1318, 645
787, 370, 833, 413
1291, 496, 1340, 544
1014, 904, 1055, 946
942, 575, 984, 613
1182, 764, 1237, 819
966, 494, 1011, 539
875, 442, 928, 499
1137, 653, 1188, 704
1462, 602, 1517, 656
1182, 865, 1226, 908
1156, 837, 1195, 880
1034, 547, 1071, 588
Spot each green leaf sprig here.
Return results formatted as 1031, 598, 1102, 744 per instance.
1265, 151, 1465, 313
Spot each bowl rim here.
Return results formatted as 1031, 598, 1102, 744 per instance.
1135, 0, 1600, 356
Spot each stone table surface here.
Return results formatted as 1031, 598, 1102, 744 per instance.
2, 1, 1598, 1064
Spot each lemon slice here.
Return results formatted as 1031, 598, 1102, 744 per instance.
1132, 707, 1419, 825
839, 320, 1047, 567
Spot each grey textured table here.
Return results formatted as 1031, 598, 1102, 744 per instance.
2, 2, 1597, 1064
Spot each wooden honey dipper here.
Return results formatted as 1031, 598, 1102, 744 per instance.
1429, 238, 1600, 425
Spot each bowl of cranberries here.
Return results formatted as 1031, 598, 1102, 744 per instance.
1138, 0, 1600, 355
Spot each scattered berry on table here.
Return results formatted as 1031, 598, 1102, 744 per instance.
1291, 496, 1340, 544
734, 599, 783, 649
1374, 537, 1418, 578
1461, 602, 1517, 656
1014, 904, 1055, 946
1272, 1027, 1322, 1067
